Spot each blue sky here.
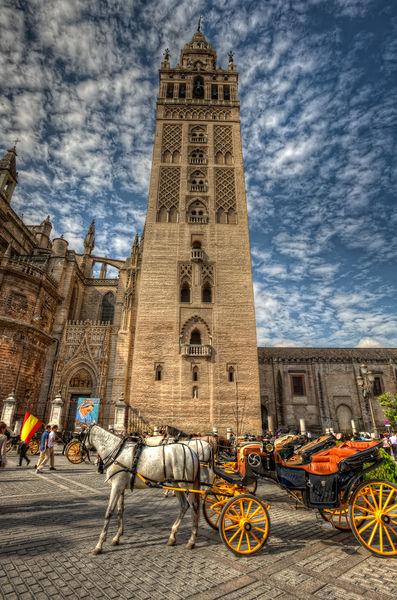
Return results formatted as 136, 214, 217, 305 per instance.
1, 0, 396, 347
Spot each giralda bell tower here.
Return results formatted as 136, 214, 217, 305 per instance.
129, 25, 262, 434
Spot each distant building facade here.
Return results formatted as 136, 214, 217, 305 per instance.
1, 29, 396, 435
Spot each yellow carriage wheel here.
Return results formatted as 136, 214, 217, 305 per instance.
65, 440, 85, 464
319, 503, 351, 530
349, 480, 397, 557
27, 439, 40, 456
203, 489, 229, 530
219, 493, 270, 556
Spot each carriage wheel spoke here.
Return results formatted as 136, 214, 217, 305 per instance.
385, 502, 397, 514
358, 518, 376, 534
236, 530, 244, 551
245, 532, 251, 552
361, 494, 376, 511
228, 526, 241, 543
225, 523, 239, 531
252, 525, 267, 533
382, 489, 394, 511
248, 505, 262, 519
379, 520, 383, 552
246, 499, 253, 518
369, 487, 379, 510
250, 515, 266, 523
354, 505, 374, 514
368, 522, 379, 546
378, 484, 383, 510
383, 523, 396, 552
239, 500, 246, 517
249, 529, 261, 545
385, 522, 397, 537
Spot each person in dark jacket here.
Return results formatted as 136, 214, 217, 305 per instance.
18, 441, 30, 467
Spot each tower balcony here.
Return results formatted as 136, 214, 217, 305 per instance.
189, 158, 207, 165
190, 136, 207, 143
188, 216, 208, 224
190, 184, 207, 192
181, 344, 212, 358
191, 248, 204, 261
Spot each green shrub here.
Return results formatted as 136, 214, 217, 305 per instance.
364, 449, 397, 484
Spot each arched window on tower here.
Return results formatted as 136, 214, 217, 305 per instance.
101, 292, 115, 324
228, 367, 235, 382
190, 329, 202, 345
155, 365, 162, 381
202, 282, 212, 303
192, 367, 199, 382
180, 282, 190, 303
169, 206, 178, 223
158, 206, 168, 222
193, 76, 204, 99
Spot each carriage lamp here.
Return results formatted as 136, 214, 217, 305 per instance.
357, 364, 378, 438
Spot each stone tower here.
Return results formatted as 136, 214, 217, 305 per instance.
129, 27, 262, 434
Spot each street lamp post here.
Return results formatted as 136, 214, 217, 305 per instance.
356, 363, 379, 438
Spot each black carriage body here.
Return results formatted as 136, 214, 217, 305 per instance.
242, 439, 383, 510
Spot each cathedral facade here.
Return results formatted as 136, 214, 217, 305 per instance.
1, 30, 396, 436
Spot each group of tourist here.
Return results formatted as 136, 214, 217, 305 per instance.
0, 422, 61, 472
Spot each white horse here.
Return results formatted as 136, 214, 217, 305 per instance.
82, 425, 201, 555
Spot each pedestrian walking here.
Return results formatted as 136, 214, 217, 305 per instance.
0, 421, 8, 469
35, 425, 51, 473
47, 425, 60, 470
18, 440, 31, 467
390, 432, 397, 460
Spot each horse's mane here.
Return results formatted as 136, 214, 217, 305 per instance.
164, 424, 190, 438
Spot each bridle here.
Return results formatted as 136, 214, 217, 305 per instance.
79, 424, 95, 463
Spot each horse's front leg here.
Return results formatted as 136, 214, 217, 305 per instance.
167, 490, 189, 546
93, 484, 121, 555
111, 491, 125, 546
186, 490, 200, 550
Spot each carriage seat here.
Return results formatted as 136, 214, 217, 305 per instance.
282, 441, 379, 476
303, 441, 378, 475
237, 443, 263, 476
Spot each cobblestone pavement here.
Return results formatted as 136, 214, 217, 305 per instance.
1, 454, 396, 600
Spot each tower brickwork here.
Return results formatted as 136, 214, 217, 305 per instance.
128, 29, 262, 434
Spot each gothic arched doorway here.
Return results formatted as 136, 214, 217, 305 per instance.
66, 367, 94, 431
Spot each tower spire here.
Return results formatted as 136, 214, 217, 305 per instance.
197, 15, 202, 32
84, 219, 95, 255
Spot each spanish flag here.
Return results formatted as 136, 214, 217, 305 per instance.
20, 412, 42, 443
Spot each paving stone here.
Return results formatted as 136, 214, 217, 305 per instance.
0, 456, 394, 600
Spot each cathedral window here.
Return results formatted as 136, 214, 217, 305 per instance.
166, 84, 174, 98
223, 85, 230, 100
192, 367, 199, 382
228, 367, 235, 382
211, 85, 218, 99
202, 283, 212, 303
180, 283, 190, 303
190, 329, 202, 345
179, 85, 186, 98
101, 292, 115, 324
291, 375, 305, 396
155, 365, 162, 381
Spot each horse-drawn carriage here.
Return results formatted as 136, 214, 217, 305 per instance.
206, 433, 397, 557
70, 425, 397, 558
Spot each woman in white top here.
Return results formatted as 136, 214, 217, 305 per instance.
0, 421, 8, 469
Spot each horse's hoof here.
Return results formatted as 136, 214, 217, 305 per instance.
167, 539, 176, 546
93, 548, 102, 555
186, 542, 195, 550
111, 540, 119, 546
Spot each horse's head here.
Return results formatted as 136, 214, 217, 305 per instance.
79, 423, 97, 454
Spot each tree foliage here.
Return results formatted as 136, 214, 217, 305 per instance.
377, 392, 397, 428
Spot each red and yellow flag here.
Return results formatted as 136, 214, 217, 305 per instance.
20, 412, 42, 443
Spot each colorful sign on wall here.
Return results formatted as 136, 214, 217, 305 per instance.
74, 398, 100, 431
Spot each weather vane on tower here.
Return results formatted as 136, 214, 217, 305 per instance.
197, 15, 202, 32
